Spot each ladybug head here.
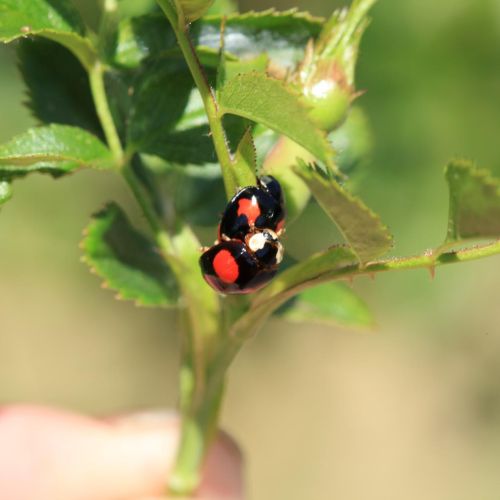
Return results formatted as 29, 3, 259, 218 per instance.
246, 229, 284, 267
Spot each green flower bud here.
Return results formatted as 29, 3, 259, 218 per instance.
295, 0, 376, 132
302, 59, 353, 132
179, 0, 214, 22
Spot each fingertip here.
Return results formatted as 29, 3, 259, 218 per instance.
0, 406, 179, 500
0, 406, 244, 500
198, 430, 245, 499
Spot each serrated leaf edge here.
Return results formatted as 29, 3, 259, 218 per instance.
1, 30, 96, 69
80, 204, 176, 309
445, 159, 500, 191
219, 72, 337, 172
0, 125, 113, 171
204, 8, 325, 25
445, 159, 500, 243
296, 160, 394, 264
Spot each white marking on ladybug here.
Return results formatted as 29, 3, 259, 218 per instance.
248, 232, 267, 252
265, 229, 279, 240
275, 241, 284, 264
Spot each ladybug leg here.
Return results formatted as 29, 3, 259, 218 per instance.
199, 246, 210, 252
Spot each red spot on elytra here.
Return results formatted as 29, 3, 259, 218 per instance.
213, 249, 239, 283
237, 197, 260, 226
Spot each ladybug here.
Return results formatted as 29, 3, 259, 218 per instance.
245, 228, 284, 267
218, 176, 286, 242
200, 240, 278, 294
259, 175, 284, 206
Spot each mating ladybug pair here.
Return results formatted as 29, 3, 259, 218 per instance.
200, 176, 286, 294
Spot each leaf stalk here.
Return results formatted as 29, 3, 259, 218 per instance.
88, 61, 124, 165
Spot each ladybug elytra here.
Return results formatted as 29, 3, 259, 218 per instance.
200, 240, 277, 294
259, 175, 284, 206
218, 176, 286, 242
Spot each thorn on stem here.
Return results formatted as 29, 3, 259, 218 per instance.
428, 266, 436, 280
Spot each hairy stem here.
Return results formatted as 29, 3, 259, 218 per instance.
156, 0, 238, 198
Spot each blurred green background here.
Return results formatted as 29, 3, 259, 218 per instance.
1, 0, 500, 498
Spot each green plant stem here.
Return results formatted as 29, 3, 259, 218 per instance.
169, 365, 225, 495
203, 238, 500, 401
153, 2, 245, 494
88, 61, 124, 165
156, 0, 237, 199
123, 164, 222, 497
248, 239, 500, 336
122, 162, 222, 496
88, 42, 222, 497
365, 239, 500, 272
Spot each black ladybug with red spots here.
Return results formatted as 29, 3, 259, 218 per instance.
200, 176, 286, 295
199, 238, 280, 294
218, 176, 286, 242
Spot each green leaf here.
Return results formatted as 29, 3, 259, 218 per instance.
167, 163, 225, 225
232, 128, 257, 187
126, 58, 252, 164
127, 58, 195, 153
18, 38, 102, 136
203, 9, 323, 66
0, 0, 85, 37
112, 9, 322, 68
82, 202, 178, 307
0, 180, 12, 205
295, 161, 393, 264
143, 125, 217, 165
216, 48, 269, 93
279, 282, 375, 330
102, 69, 135, 142
112, 13, 177, 68
206, 0, 237, 15
126, 156, 226, 227
223, 53, 269, 84
0, 125, 113, 178
218, 72, 336, 170
0, 0, 96, 69
445, 160, 500, 242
